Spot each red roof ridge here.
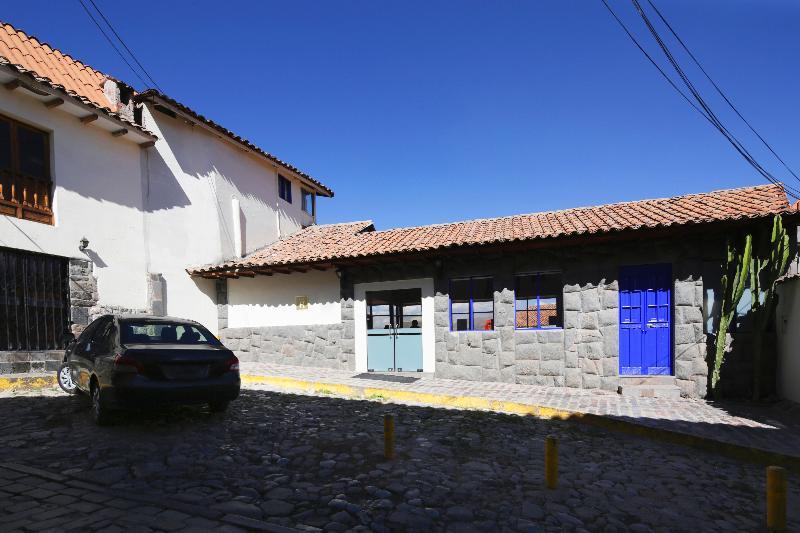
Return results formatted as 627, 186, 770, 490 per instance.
367, 183, 787, 235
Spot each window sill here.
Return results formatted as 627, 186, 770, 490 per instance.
450, 329, 495, 333
515, 327, 564, 331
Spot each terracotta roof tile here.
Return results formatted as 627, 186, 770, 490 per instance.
0, 22, 112, 109
190, 184, 790, 276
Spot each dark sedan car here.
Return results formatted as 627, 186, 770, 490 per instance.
65, 315, 240, 425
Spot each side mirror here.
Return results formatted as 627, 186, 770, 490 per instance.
63, 331, 76, 347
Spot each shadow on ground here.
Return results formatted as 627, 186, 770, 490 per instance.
0, 389, 797, 532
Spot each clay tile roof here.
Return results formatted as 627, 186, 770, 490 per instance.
0, 21, 155, 137
0, 21, 112, 109
189, 183, 790, 276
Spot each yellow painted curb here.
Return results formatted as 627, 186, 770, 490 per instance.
241, 373, 800, 473
0, 375, 57, 392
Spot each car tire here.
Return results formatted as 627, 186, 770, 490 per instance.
209, 400, 229, 413
91, 382, 111, 426
57, 362, 77, 395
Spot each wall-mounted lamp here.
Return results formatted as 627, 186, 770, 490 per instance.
79, 236, 89, 252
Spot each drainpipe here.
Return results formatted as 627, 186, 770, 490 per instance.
232, 196, 242, 257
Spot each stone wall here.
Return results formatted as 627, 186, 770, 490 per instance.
215, 228, 765, 399
220, 299, 356, 370
413, 236, 712, 398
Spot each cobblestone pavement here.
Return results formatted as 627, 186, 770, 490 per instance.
242, 362, 800, 459
0, 386, 798, 532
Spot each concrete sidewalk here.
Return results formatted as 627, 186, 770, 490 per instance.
241, 362, 800, 468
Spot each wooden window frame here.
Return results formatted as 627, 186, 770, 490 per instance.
0, 113, 54, 225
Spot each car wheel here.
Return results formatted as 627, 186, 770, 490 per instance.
91, 382, 111, 426
209, 400, 229, 413
57, 363, 77, 395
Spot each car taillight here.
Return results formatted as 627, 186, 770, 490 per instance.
114, 355, 144, 373
225, 355, 240, 373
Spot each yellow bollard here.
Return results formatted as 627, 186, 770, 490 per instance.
545, 435, 558, 489
766, 466, 787, 531
384, 414, 395, 460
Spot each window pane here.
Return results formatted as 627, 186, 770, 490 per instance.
0, 119, 11, 170
370, 315, 392, 330
472, 299, 493, 313
402, 315, 422, 328
515, 298, 535, 328
453, 315, 470, 331
450, 279, 470, 302
451, 301, 468, 314
473, 312, 494, 330
472, 277, 493, 300
370, 304, 390, 316
402, 304, 421, 315
539, 273, 561, 297
539, 297, 559, 327
17, 125, 48, 179
515, 274, 536, 299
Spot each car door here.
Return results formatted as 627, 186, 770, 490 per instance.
70, 317, 107, 391
90, 319, 118, 387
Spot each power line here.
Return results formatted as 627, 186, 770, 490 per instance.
645, 0, 800, 185
86, 0, 164, 92
629, 0, 800, 199
76, 0, 151, 89
600, 0, 800, 199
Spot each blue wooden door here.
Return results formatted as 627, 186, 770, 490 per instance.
619, 264, 672, 375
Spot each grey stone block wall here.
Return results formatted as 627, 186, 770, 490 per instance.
220, 299, 356, 370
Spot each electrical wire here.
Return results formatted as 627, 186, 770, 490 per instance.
76, 0, 152, 89
600, 0, 800, 199
86, 0, 164, 92
646, 0, 800, 186
629, 0, 800, 199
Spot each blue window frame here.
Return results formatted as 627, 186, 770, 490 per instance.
515, 272, 563, 329
450, 276, 494, 331
301, 188, 315, 215
278, 174, 292, 203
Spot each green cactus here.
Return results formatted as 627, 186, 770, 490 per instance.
712, 231, 751, 398
749, 215, 790, 400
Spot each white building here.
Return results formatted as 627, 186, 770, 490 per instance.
0, 22, 332, 373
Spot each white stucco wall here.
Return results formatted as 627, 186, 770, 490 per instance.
0, 89, 148, 310
140, 104, 317, 333
777, 278, 800, 404
353, 278, 436, 373
228, 270, 341, 328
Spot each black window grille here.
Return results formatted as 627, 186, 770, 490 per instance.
0, 247, 70, 351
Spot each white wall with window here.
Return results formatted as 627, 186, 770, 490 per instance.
0, 88, 149, 310
139, 103, 321, 333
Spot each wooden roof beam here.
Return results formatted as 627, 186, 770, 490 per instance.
112, 128, 128, 137
44, 97, 64, 108
80, 114, 99, 124
4, 79, 20, 91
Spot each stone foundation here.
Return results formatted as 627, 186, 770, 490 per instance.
220, 299, 356, 370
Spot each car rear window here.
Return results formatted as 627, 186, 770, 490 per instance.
120, 321, 220, 345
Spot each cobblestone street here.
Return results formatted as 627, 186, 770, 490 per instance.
0, 386, 798, 532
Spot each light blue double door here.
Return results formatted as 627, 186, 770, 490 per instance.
366, 289, 423, 372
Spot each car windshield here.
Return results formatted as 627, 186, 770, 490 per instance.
120, 320, 220, 345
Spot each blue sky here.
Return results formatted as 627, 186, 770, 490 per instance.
5, 1, 799, 228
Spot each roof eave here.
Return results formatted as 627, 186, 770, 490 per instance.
135, 90, 334, 197
0, 60, 157, 144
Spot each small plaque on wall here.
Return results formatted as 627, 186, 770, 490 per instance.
295, 296, 309, 310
